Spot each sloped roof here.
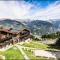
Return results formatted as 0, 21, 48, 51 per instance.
0, 29, 18, 35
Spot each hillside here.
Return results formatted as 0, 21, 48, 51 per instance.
0, 19, 26, 32
23, 20, 57, 35
0, 19, 59, 36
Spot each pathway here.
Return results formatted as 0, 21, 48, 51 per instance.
40, 39, 57, 44
16, 45, 59, 60
16, 45, 30, 60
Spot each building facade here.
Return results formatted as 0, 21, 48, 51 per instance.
0, 28, 30, 48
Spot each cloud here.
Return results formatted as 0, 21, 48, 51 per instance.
25, 1, 60, 21
0, 1, 33, 20
0, 1, 60, 21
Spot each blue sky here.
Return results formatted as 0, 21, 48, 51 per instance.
24, 0, 56, 8
0, 0, 60, 21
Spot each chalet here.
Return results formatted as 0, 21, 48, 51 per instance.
0, 28, 30, 48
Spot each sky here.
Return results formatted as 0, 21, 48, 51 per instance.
0, 0, 60, 21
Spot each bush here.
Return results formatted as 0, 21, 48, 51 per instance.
55, 38, 60, 46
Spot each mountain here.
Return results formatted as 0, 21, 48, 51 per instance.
50, 19, 60, 28
23, 20, 57, 35
49, 19, 60, 31
0, 19, 59, 36
0, 19, 26, 32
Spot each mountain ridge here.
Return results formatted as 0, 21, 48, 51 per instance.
0, 19, 60, 35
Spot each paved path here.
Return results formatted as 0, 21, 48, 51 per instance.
16, 45, 30, 60
17, 45, 60, 59
40, 39, 57, 44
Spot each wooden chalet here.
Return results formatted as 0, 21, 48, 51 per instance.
0, 28, 30, 48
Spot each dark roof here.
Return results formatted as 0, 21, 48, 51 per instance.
0, 29, 18, 35
0, 28, 30, 35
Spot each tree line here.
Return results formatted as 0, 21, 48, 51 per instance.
41, 31, 60, 39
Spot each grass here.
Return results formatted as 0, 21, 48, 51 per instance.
21, 41, 49, 49
20, 40, 60, 50
23, 48, 55, 60
0, 47, 24, 60
0, 40, 59, 60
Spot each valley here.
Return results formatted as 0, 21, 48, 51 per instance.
0, 19, 60, 60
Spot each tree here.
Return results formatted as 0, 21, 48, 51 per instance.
55, 38, 60, 46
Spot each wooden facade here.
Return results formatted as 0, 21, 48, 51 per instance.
0, 28, 30, 48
